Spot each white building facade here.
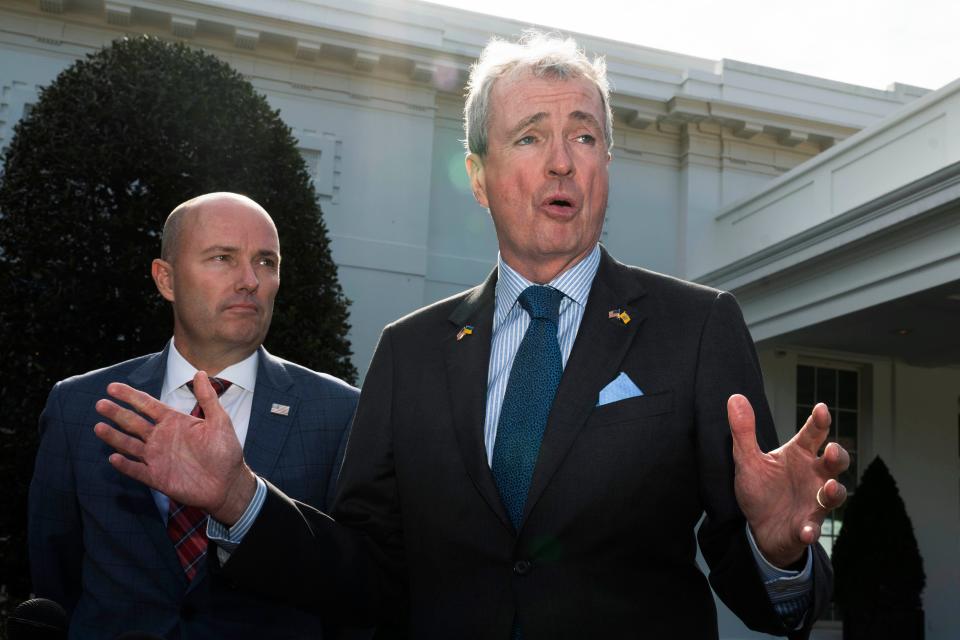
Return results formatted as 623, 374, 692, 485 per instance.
1, 1, 955, 638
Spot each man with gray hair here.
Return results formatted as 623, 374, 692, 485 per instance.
96, 35, 846, 639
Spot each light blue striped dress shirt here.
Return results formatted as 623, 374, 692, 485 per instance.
483, 245, 602, 464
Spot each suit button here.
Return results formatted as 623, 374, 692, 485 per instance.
513, 560, 532, 576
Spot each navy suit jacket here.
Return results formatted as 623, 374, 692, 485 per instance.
220, 248, 831, 639
28, 344, 358, 640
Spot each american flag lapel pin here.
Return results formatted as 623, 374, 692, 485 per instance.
270, 403, 290, 416
456, 325, 474, 341
608, 308, 631, 325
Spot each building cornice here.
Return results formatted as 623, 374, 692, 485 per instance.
4, 0, 923, 147
699, 160, 960, 291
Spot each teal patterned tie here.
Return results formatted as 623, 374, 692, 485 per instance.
491, 285, 564, 530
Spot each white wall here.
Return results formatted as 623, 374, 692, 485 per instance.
891, 363, 960, 640
252, 73, 442, 377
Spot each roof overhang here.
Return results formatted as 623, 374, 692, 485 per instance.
696, 78, 960, 364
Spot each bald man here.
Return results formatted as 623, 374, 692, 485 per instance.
28, 193, 358, 639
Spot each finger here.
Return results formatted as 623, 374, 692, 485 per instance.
107, 452, 157, 489
799, 520, 821, 545
727, 394, 762, 461
794, 403, 832, 455
106, 383, 173, 423
94, 422, 146, 459
192, 371, 227, 421
95, 398, 155, 440
821, 441, 851, 477
819, 478, 847, 511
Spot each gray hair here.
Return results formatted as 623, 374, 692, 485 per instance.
463, 31, 613, 156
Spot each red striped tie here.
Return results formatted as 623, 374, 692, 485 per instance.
166, 377, 232, 581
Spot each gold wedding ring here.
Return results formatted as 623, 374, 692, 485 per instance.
816, 486, 828, 510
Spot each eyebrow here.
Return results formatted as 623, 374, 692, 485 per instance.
506, 112, 548, 140
203, 245, 239, 254
570, 110, 603, 131
202, 245, 280, 259
506, 110, 603, 139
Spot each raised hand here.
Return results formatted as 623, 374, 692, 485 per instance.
94, 370, 257, 526
727, 394, 849, 568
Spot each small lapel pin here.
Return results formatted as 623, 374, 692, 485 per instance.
270, 403, 290, 416
608, 308, 631, 324
456, 325, 474, 341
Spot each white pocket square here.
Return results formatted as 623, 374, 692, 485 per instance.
597, 372, 644, 406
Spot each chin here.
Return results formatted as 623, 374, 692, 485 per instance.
535, 239, 589, 261
219, 328, 265, 349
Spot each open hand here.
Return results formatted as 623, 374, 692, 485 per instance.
727, 394, 849, 568
94, 370, 257, 525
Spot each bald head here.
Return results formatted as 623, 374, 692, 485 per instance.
160, 192, 275, 263
152, 191, 281, 373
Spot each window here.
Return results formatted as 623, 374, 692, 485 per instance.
797, 363, 860, 621
796, 364, 859, 554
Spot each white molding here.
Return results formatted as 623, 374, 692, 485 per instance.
233, 27, 259, 50
352, 50, 378, 72
169, 15, 196, 38
3, 0, 924, 136
703, 162, 960, 290
294, 39, 320, 60
104, 3, 131, 26
38, 0, 64, 13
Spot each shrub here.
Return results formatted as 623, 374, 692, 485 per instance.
832, 456, 925, 639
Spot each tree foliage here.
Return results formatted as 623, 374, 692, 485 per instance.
832, 456, 925, 637
0, 36, 356, 608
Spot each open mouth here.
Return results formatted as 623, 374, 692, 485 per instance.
549, 198, 573, 208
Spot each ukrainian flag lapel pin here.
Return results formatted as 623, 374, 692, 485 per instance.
608, 308, 631, 325
457, 325, 474, 341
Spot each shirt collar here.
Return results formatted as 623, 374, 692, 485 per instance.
163, 338, 259, 397
494, 244, 601, 327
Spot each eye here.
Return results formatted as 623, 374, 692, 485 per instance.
212, 255, 229, 262
516, 134, 536, 146
575, 133, 596, 145
258, 256, 278, 268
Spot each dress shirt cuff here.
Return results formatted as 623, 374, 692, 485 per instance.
746, 524, 814, 629
746, 523, 813, 596
207, 476, 267, 561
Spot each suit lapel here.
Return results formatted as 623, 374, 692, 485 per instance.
522, 249, 648, 524
443, 269, 513, 531
124, 344, 190, 586
243, 347, 297, 477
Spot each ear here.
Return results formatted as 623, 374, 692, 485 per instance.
151, 259, 175, 302
465, 153, 489, 208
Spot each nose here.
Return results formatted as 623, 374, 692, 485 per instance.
546, 138, 574, 178
236, 261, 260, 293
